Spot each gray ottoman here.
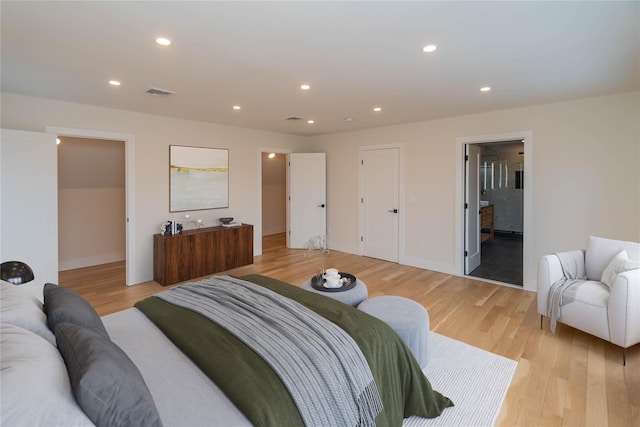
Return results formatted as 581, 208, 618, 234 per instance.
300, 278, 368, 307
358, 296, 430, 367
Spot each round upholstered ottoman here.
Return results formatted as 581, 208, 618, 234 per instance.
357, 296, 430, 367
300, 278, 368, 307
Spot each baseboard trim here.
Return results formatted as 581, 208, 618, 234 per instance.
59, 252, 125, 271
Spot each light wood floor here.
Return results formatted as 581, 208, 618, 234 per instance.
60, 233, 639, 427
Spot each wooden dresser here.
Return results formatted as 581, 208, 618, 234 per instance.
153, 223, 253, 286
480, 205, 494, 242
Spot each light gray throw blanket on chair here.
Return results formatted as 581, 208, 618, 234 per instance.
157, 275, 383, 427
548, 250, 587, 333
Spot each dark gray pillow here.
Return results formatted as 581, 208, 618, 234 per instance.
43, 283, 109, 339
55, 322, 163, 427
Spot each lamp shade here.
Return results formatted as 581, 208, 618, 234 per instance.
1, 261, 35, 285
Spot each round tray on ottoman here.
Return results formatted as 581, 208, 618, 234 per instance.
300, 275, 368, 307
310, 272, 357, 292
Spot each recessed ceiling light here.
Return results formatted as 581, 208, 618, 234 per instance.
268, 153, 276, 159
480, 86, 491, 92
109, 80, 121, 86
156, 37, 171, 46
373, 107, 382, 112
233, 105, 241, 110
56, 138, 61, 145
307, 120, 314, 124
300, 84, 311, 90
422, 44, 437, 53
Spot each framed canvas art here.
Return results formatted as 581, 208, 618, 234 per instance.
170, 145, 229, 212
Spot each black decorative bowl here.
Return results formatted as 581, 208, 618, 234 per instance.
219, 217, 233, 224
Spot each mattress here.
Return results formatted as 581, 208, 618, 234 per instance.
102, 308, 251, 426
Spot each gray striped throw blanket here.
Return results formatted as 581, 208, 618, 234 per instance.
548, 250, 587, 334
156, 275, 383, 426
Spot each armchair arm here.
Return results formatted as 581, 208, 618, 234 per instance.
537, 251, 585, 317
608, 269, 640, 348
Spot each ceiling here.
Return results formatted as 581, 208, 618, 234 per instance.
2, 1, 638, 136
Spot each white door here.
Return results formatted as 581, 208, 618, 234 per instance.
287, 153, 326, 249
1, 129, 58, 301
465, 144, 481, 274
361, 148, 399, 262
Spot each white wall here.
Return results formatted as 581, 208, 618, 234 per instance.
58, 188, 126, 270
3, 91, 638, 291
1, 93, 307, 285
308, 92, 640, 291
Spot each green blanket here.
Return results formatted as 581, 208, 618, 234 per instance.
135, 274, 452, 426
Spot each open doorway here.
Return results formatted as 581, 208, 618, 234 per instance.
256, 149, 326, 254
261, 151, 287, 248
57, 136, 126, 272
47, 126, 135, 285
465, 140, 524, 286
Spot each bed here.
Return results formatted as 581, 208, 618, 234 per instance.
1, 274, 452, 426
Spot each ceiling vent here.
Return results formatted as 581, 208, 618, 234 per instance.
286, 116, 304, 121
146, 87, 176, 96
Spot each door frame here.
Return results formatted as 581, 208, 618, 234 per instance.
455, 131, 534, 292
46, 126, 136, 286
255, 147, 291, 256
358, 143, 404, 261
464, 144, 481, 274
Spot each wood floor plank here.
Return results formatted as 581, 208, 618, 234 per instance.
58, 233, 639, 427
586, 339, 608, 426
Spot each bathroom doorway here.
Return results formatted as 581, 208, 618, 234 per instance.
465, 140, 524, 286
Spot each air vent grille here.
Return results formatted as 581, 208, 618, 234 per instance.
286, 116, 303, 121
146, 87, 176, 96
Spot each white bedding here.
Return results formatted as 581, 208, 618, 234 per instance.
102, 308, 252, 427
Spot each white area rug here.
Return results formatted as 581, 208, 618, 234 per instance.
403, 333, 517, 427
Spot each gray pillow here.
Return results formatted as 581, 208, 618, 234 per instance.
0, 324, 93, 426
55, 322, 163, 427
43, 283, 109, 339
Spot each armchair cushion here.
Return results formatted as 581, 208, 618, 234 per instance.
585, 236, 640, 281
601, 250, 640, 288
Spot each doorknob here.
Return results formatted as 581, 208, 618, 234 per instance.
318, 204, 326, 208
388, 209, 398, 213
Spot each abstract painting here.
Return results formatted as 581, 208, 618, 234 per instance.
170, 145, 229, 212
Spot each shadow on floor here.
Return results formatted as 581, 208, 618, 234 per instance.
469, 232, 523, 286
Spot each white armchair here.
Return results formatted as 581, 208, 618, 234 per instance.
538, 236, 640, 365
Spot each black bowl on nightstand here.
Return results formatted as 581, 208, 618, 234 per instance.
219, 217, 233, 225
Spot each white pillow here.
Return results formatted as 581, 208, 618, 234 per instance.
0, 324, 93, 426
1, 281, 56, 345
601, 250, 640, 288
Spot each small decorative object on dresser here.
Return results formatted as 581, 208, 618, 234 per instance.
183, 215, 205, 230
160, 220, 182, 236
